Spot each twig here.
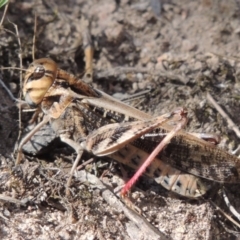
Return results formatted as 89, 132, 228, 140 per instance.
206, 92, 240, 138
0, 78, 17, 101
217, 217, 240, 235
32, 13, 37, 60
1, 27, 16, 36
81, 17, 94, 83
1, 66, 27, 72
76, 157, 95, 171
0, 1, 9, 27
0, 194, 29, 206
22, 108, 38, 112
209, 199, 240, 229
222, 187, 240, 222
9, 20, 23, 145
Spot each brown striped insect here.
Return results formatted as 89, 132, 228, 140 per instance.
16, 58, 240, 200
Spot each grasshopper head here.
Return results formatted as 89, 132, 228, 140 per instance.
23, 58, 58, 106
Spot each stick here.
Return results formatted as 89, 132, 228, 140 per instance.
0, 1, 9, 27
206, 92, 240, 138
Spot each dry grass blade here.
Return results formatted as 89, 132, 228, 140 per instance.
32, 13, 37, 60
222, 187, 240, 222
0, 0, 9, 27
206, 92, 240, 139
0, 194, 28, 206
209, 199, 240, 229
7, 20, 23, 145
0, 78, 16, 101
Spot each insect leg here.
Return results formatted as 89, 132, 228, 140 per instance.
121, 108, 187, 196
16, 115, 50, 164
59, 135, 84, 195
50, 105, 88, 195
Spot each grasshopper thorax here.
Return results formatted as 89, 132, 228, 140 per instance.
23, 58, 58, 106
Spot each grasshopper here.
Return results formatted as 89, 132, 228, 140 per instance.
16, 58, 240, 200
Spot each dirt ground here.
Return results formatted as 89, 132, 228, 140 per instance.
1, 0, 240, 239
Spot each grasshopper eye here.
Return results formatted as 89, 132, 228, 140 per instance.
32, 66, 45, 80
23, 59, 58, 106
